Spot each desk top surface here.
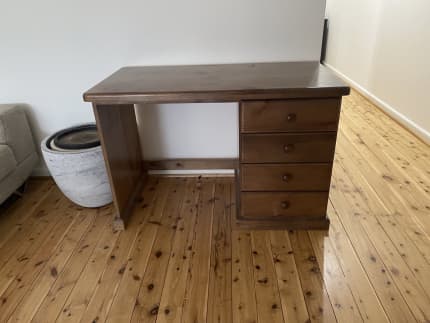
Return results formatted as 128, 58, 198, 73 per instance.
84, 61, 349, 104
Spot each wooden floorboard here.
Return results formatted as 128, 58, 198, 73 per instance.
0, 90, 429, 322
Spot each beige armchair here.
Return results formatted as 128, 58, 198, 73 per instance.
0, 104, 39, 204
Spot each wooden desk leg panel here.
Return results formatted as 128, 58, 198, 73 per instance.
93, 104, 146, 230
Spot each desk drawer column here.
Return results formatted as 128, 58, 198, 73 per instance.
236, 98, 341, 229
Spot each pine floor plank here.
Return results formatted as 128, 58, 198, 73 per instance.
130, 177, 186, 322
335, 146, 430, 263
332, 141, 430, 322
207, 179, 233, 323
231, 230, 258, 321
180, 178, 215, 323
308, 230, 364, 322
288, 230, 337, 322
335, 137, 430, 262
0, 188, 68, 299
342, 98, 430, 191
340, 116, 430, 215
337, 130, 430, 237
101, 177, 166, 323
81, 177, 164, 323
0, 187, 63, 275
55, 213, 121, 322
330, 173, 419, 322
0, 179, 54, 249
326, 203, 390, 323
156, 178, 201, 323
7, 207, 97, 322
31, 206, 112, 323
344, 91, 430, 168
334, 149, 430, 284
0, 197, 78, 321
269, 230, 310, 323
250, 231, 285, 322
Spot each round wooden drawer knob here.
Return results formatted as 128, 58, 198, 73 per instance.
287, 113, 296, 122
283, 144, 294, 153
281, 201, 290, 209
282, 174, 290, 182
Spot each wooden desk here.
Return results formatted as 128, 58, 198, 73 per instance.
84, 62, 349, 230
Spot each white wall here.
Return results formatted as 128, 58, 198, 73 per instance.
325, 0, 430, 142
0, 0, 326, 175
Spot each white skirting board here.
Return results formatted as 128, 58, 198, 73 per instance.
324, 62, 430, 145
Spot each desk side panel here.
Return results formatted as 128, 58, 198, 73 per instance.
92, 103, 145, 229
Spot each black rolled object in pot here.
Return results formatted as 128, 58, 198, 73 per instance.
47, 124, 100, 151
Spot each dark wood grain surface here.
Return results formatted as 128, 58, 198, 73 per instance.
240, 191, 329, 219
240, 98, 341, 133
84, 62, 349, 104
240, 163, 332, 191
92, 104, 145, 229
143, 158, 238, 170
240, 132, 337, 163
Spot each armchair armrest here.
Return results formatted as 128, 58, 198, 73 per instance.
0, 104, 37, 164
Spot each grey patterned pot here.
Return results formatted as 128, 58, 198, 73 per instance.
41, 124, 112, 207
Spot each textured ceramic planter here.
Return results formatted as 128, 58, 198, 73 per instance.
41, 124, 112, 207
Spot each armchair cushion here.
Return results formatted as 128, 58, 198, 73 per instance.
0, 144, 17, 181
0, 104, 36, 163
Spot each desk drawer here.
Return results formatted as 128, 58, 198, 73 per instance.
240, 99, 341, 133
240, 163, 332, 191
240, 133, 337, 163
240, 192, 329, 219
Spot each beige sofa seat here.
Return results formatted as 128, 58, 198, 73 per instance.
0, 145, 16, 181
0, 104, 39, 204
0, 145, 17, 181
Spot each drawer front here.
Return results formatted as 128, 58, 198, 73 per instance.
240, 163, 332, 191
240, 98, 341, 133
240, 192, 329, 219
240, 133, 337, 163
